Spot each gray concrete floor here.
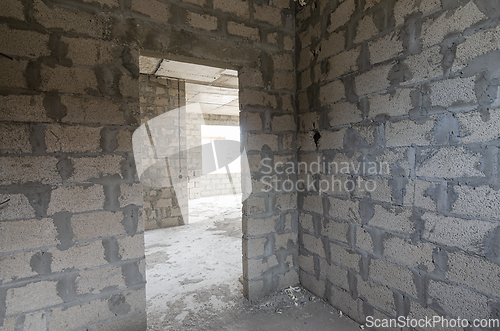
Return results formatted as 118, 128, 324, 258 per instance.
145, 194, 361, 331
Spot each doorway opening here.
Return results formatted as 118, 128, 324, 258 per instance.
136, 55, 244, 329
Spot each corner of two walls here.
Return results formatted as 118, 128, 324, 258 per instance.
296, 0, 500, 325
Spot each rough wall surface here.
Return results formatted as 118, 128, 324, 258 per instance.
139, 75, 188, 230
0, 0, 296, 328
296, 0, 500, 326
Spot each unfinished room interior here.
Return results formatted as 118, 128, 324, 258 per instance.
2, 0, 500, 329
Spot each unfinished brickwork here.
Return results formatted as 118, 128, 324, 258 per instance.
139, 75, 188, 230
296, 0, 500, 325
0, 0, 296, 328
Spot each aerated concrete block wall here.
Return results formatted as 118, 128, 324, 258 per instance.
139, 75, 188, 230
1, 0, 296, 328
0, 0, 146, 329
296, 0, 500, 325
186, 113, 242, 199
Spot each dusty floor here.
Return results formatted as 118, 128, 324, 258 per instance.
145, 194, 361, 331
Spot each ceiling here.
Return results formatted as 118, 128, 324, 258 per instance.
139, 56, 239, 116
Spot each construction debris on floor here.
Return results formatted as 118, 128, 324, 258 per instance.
145, 194, 360, 330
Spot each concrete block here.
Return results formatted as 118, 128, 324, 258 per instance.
319, 258, 349, 291
375, 148, 410, 177
267, 32, 278, 45
328, 0, 355, 32
116, 128, 134, 152
282, 133, 294, 151
271, 114, 295, 132
330, 244, 360, 271
273, 53, 293, 71
329, 196, 360, 222
383, 236, 434, 270
0, 219, 59, 253
386, 118, 435, 147
40, 65, 98, 94
61, 95, 125, 125
0, 0, 24, 20
273, 71, 295, 91
428, 76, 477, 108
187, 12, 217, 31
324, 219, 349, 243
45, 124, 101, 153
300, 213, 314, 233
0, 123, 30, 154
213, 0, 249, 19
245, 256, 279, 279
241, 112, 262, 131
416, 146, 484, 178
299, 253, 315, 274
47, 185, 105, 215
69, 155, 124, 183
118, 235, 145, 260
303, 233, 325, 258
421, 1, 486, 48
354, 15, 379, 44
119, 183, 143, 207
0, 94, 48, 123
299, 23, 320, 50
0, 251, 38, 283
131, 0, 170, 22
355, 64, 392, 96
402, 46, 442, 85
240, 89, 277, 108
453, 184, 500, 221
368, 31, 403, 65
454, 24, 500, 71
447, 252, 500, 298
428, 280, 490, 321
278, 269, 299, 290
422, 212, 496, 253
300, 269, 325, 297
0, 58, 28, 89
50, 299, 114, 331
51, 241, 107, 272
76, 265, 126, 295
370, 205, 414, 235
370, 258, 417, 297
413, 180, 440, 211
318, 30, 345, 61
298, 48, 313, 72
368, 88, 414, 118
394, 0, 441, 26
457, 108, 500, 143
34, 0, 106, 37
275, 232, 296, 250
327, 47, 360, 79
246, 133, 279, 151
6, 281, 63, 316
328, 101, 363, 126
61, 37, 115, 66
253, 4, 282, 26
283, 35, 294, 51
355, 226, 373, 253
20, 311, 46, 331
72, 211, 126, 241
239, 67, 264, 88
297, 132, 318, 151
320, 80, 345, 105
303, 195, 323, 214
317, 128, 346, 150
120, 74, 140, 99
243, 236, 267, 258
357, 276, 396, 315
276, 193, 297, 210
0, 24, 50, 58
243, 195, 266, 215
0, 317, 17, 331
354, 177, 392, 203
0, 156, 61, 185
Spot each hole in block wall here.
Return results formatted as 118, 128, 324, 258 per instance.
137, 55, 244, 329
